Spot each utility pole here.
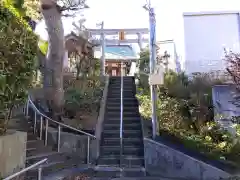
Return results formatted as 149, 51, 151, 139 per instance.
143, 2, 158, 139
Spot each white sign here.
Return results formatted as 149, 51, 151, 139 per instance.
149, 64, 164, 85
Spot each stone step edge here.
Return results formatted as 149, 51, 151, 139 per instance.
26, 151, 62, 160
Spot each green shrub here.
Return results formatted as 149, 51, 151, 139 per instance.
64, 76, 104, 118
0, 1, 38, 134
136, 70, 240, 165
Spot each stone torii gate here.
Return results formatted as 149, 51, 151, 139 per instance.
72, 3, 160, 139
74, 18, 160, 139
87, 26, 149, 75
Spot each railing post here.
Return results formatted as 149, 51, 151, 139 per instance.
26, 99, 29, 117
45, 119, 49, 146
38, 166, 42, 180
57, 125, 61, 152
40, 116, 43, 140
87, 136, 90, 164
34, 112, 37, 134
23, 103, 26, 115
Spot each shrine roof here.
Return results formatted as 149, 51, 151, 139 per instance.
94, 45, 138, 60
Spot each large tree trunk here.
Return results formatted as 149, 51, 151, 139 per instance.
40, 0, 65, 120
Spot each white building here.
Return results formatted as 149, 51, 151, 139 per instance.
182, 11, 240, 75
156, 40, 181, 73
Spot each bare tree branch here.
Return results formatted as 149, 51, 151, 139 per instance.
58, 0, 86, 12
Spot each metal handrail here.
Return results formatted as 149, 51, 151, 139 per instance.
25, 95, 96, 164
27, 96, 95, 138
120, 62, 124, 168
3, 158, 47, 180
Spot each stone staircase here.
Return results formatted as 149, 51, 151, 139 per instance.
7, 76, 174, 180
95, 76, 146, 179
9, 114, 85, 179
98, 76, 144, 169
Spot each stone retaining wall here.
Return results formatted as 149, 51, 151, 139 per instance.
144, 138, 231, 180
95, 75, 109, 159
47, 127, 96, 164
0, 131, 27, 178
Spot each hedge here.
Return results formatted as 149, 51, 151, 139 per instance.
0, 0, 38, 134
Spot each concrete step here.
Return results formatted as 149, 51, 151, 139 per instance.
105, 106, 139, 112
109, 81, 134, 83
93, 169, 146, 178
103, 123, 141, 130
107, 101, 138, 107
104, 120, 141, 125
103, 129, 141, 135
110, 76, 134, 78
110, 78, 134, 80
94, 169, 121, 178
109, 81, 135, 84
27, 133, 40, 141
43, 166, 94, 180
98, 155, 144, 167
39, 166, 170, 180
107, 97, 136, 101
100, 146, 143, 156
108, 90, 135, 93
122, 111, 141, 116
104, 118, 141, 126
8, 120, 34, 132
101, 138, 143, 146
26, 151, 67, 166
106, 101, 137, 105
93, 166, 146, 178
25, 158, 85, 179
108, 85, 133, 88
26, 145, 53, 157
110, 80, 134, 82
107, 95, 136, 99
105, 111, 140, 118
103, 117, 141, 124
102, 133, 142, 139
109, 83, 134, 86
108, 91, 136, 95
27, 139, 45, 149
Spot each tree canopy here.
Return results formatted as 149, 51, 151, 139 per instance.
8, 0, 40, 20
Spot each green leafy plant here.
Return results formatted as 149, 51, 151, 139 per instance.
136, 48, 240, 166
0, 1, 37, 135
63, 75, 104, 120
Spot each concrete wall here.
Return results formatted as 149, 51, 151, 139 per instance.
144, 138, 231, 180
0, 131, 27, 177
95, 76, 109, 159
47, 127, 96, 164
